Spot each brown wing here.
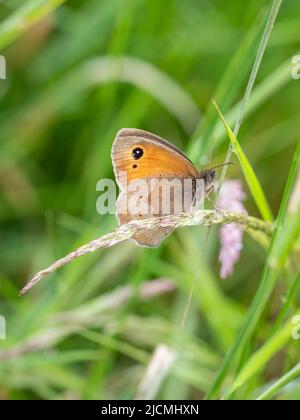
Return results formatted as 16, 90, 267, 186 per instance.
116, 190, 173, 247
111, 128, 199, 187
111, 128, 200, 247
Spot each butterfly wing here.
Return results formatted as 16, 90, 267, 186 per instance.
116, 190, 172, 247
112, 128, 200, 247
112, 128, 199, 186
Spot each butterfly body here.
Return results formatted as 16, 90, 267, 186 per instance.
112, 128, 215, 247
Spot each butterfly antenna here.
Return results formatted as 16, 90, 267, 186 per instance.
210, 161, 236, 171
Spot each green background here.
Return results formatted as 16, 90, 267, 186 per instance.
0, 0, 300, 400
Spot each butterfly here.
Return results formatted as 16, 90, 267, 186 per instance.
112, 128, 216, 247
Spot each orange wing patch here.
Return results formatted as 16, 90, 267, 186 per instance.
113, 142, 199, 185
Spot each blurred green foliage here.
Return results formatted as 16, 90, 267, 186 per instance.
0, 0, 300, 400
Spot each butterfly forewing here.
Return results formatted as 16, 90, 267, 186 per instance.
112, 128, 204, 247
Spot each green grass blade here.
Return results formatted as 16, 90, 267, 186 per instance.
220, 0, 282, 183
188, 0, 282, 162
228, 318, 294, 396
213, 100, 274, 222
0, 0, 67, 50
270, 269, 300, 334
211, 58, 293, 149
257, 363, 300, 400
206, 140, 300, 400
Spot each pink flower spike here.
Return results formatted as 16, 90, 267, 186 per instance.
217, 180, 247, 279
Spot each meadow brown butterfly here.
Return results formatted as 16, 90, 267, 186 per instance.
112, 128, 216, 247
